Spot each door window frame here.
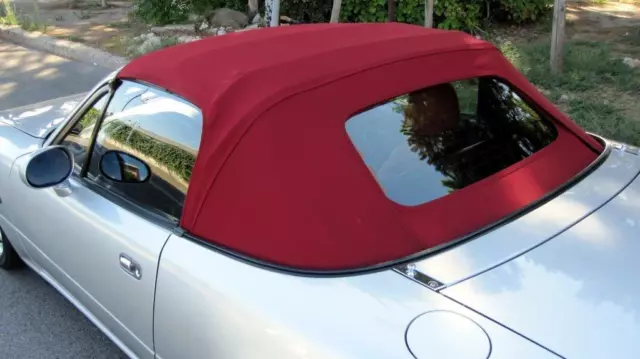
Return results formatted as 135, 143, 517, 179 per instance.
47, 78, 184, 231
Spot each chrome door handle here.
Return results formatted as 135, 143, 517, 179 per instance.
119, 254, 142, 280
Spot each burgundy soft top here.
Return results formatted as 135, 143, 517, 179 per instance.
118, 23, 603, 270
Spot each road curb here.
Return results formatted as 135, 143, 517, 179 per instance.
0, 25, 128, 70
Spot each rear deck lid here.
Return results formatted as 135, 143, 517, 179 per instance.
404, 143, 640, 288
440, 144, 640, 359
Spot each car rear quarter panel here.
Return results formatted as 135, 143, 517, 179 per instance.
413, 142, 640, 287
441, 146, 640, 359
154, 235, 561, 359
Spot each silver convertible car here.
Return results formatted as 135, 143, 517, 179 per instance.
1, 23, 639, 359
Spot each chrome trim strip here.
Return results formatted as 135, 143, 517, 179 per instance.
393, 264, 445, 291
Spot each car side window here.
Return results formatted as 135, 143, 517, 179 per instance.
59, 94, 108, 174
85, 80, 203, 222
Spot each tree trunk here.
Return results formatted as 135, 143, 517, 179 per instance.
388, 0, 396, 22
330, 0, 342, 23
101, 0, 107, 7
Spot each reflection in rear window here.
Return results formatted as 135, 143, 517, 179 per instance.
345, 77, 558, 206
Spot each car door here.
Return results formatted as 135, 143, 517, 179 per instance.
5, 79, 204, 359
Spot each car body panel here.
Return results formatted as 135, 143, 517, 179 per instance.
442, 149, 640, 358
0, 31, 635, 359
412, 143, 640, 287
0, 121, 42, 263
4, 153, 170, 359
0, 93, 87, 138
0, 80, 168, 359
153, 235, 561, 359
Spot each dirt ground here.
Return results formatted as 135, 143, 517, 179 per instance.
568, 2, 640, 57
10, 0, 141, 56
7, 0, 640, 58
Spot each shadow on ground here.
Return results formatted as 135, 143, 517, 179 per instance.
0, 40, 109, 110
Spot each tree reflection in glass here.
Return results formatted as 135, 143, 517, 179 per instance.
346, 77, 557, 206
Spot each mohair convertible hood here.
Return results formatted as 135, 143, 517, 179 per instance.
117, 23, 603, 270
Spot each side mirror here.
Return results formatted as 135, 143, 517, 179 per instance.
70, 126, 82, 135
99, 150, 150, 183
21, 146, 74, 188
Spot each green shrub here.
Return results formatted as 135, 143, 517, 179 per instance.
340, 0, 387, 23
133, 0, 190, 25
279, 0, 332, 22
132, 0, 552, 31
434, 0, 483, 30
340, 0, 481, 31
340, 0, 423, 25
341, 0, 549, 31
495, 0, 552, 23
190, 0, 244, 16
396, 0, 425, 24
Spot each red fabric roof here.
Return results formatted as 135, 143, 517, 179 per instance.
117, 23, 603, 270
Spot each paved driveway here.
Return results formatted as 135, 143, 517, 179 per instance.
0, 40, 108, 109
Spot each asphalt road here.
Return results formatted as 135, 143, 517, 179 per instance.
0, 40, 109, 109
0, 40, 126, 358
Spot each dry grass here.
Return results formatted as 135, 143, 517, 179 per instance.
491, 1, 640, 145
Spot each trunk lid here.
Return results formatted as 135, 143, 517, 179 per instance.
407, 142, 640, 288
438, 143, 640, 358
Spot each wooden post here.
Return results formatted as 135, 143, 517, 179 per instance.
425, 0, 434, 27
388, 0, 396, 22
270, 0, 280, 27
330, 0, 342, 23
550, 0, 566, 74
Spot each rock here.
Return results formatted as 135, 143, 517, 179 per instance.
177, 35, 201, 43
151, 24, 196, 36
138, 36, 162, 54
251, 13, 261, 24
559, 94, 572, 103
243, 23, 260, 30
188, 13, 201, 23
216, 27, 227, 36
538, 88, 551, 97
205, 8, 249, 30
623, 57, 640, 69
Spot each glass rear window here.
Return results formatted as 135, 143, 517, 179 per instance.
345, 77, 558, 206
